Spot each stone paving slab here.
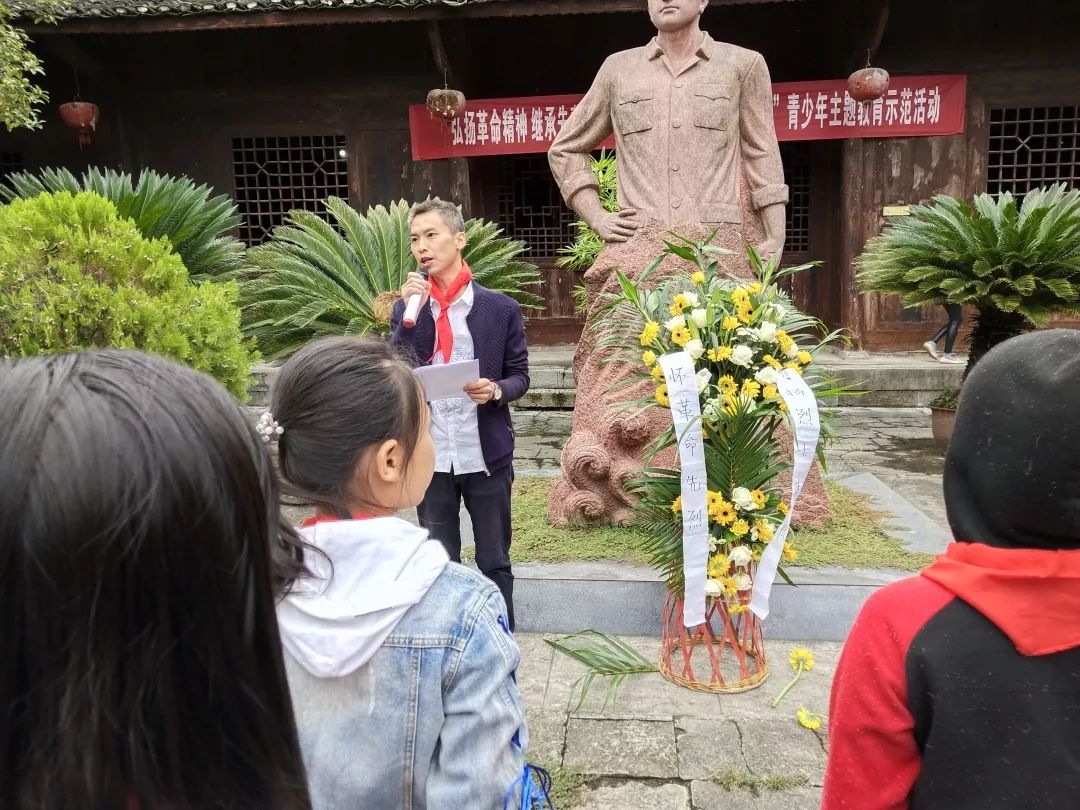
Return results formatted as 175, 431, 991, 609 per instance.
520, 634, 837, 808
575, 781, 690, 810
563, 718, 678, 778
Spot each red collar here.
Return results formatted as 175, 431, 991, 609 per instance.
301, 513, 375, 528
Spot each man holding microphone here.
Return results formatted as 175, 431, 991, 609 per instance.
391, 198, 530, 630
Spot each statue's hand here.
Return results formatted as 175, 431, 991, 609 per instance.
754, 237, 784, 264
594, 209, 643, 243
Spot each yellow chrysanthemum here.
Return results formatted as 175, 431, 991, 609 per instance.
671, 496, 682, 514
741, 379, 761, 399
642, 350, 657, 366
785, 362, 804, 376
750, 489, 767, 508
723, 394, 739, 415
763, 384, 779, 401
713, 502, 736, 526
640, 321, 660, 346
797, 350, 813, 365
789, 647, 815, 672
748, 282, 763, 294
708, 346, 733, 362
762, 354, 782, 370
731, 287, 750, 302
729, 603, 751, 615
797, 708, 823, 731
721, 315, 740, 331
707, 490, 724, 508
783, 542, 799, 562
731, 519, 750, 537
671, 326, 692, 347
752, 549, 762, 562
651, 364, 665, 381
691, 270, 706, 284
718, 375, 737, 396
655, 384, 669, 407
778, 501, 789, 515
778, 401, 788, 412
737, 303, 753, 324
707, 555, 730, 580
755, 520, 774, 542
778, 336, 795, 355
722, 576, 739, 596
669, 293, 691, 315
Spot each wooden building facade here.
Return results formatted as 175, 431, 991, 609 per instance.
5, 0, 1079, 347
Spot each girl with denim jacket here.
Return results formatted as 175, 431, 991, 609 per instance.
268, 336, 549, 810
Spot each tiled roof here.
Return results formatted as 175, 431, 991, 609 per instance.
14, 0, 498, 20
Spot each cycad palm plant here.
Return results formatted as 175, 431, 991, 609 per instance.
238, 198, 542, 360
0, 167, 245, 279
857, 184, 1080, 377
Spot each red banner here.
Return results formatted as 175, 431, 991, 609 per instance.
409, 75, 966, 160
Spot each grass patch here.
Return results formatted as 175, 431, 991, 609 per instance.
790, 480, 935, 572
505, 476, 934, 572
509, 477, 653, 565
541, 766, 588, 808
714, 771, 809, 796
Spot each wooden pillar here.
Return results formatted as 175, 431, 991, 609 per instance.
839, 138, 866, 348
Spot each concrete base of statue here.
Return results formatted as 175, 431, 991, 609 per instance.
547, 218, 830, 529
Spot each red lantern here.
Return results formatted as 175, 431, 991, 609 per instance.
847, 66, 890, 103
59, 101, 99, 149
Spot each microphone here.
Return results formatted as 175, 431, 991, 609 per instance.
402, 269, 429, 328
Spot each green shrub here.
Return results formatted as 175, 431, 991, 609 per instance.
0, 190, 257, 398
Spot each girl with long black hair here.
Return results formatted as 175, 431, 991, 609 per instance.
0, 350, 312, 810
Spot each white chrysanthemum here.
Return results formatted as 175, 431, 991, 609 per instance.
705, 578, 723, 596
690, 308, 708, 328
733, 573, 753, 591
684, 292, 701, 308
754, 366, 779, 386
665, 315, 686, 332
729, 545, 754, 566
785, 341, 801, 359
730, 345, 754, 367
757, 321, 778, 342
685, 338, 704, 360
731, 487, 757, 511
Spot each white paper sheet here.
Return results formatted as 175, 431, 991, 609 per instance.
414, 359, 481, 401
749, 369, 821, 620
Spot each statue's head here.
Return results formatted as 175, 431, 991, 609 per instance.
647, 0, 708, 33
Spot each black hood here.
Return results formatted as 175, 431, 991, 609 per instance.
944, 329, 1080, 551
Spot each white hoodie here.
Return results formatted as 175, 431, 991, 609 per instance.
277, 516, 449, 678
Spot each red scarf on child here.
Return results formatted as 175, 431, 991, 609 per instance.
428, 262, 473, 364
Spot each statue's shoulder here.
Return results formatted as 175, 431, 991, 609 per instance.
599, 44, 651, 71
705, 38, 767, 74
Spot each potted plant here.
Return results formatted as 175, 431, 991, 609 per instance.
858, 184, 1080, 439
928, 386, 959, 449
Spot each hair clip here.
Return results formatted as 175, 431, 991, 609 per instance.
256, 412, 284, 443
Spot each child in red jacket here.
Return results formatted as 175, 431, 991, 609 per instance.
823, 330, 1080, 810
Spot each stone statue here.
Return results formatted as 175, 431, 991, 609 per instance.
546, 0, 829, 528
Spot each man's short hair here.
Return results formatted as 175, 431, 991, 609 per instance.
408, 197, 466, 235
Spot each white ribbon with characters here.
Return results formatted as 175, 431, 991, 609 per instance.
749, 368, 820, 620
659, 351, 711, 628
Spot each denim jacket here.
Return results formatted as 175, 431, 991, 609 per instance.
279, 517, 532, 809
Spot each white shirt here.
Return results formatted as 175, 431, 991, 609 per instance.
428, 283, 488, 475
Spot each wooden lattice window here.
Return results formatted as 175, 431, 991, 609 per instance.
781, 142, 810, 254
988, 105, 1080, 198
231, 135, 349, 246
0, 152, 24, 180
496, 155, 576, 261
